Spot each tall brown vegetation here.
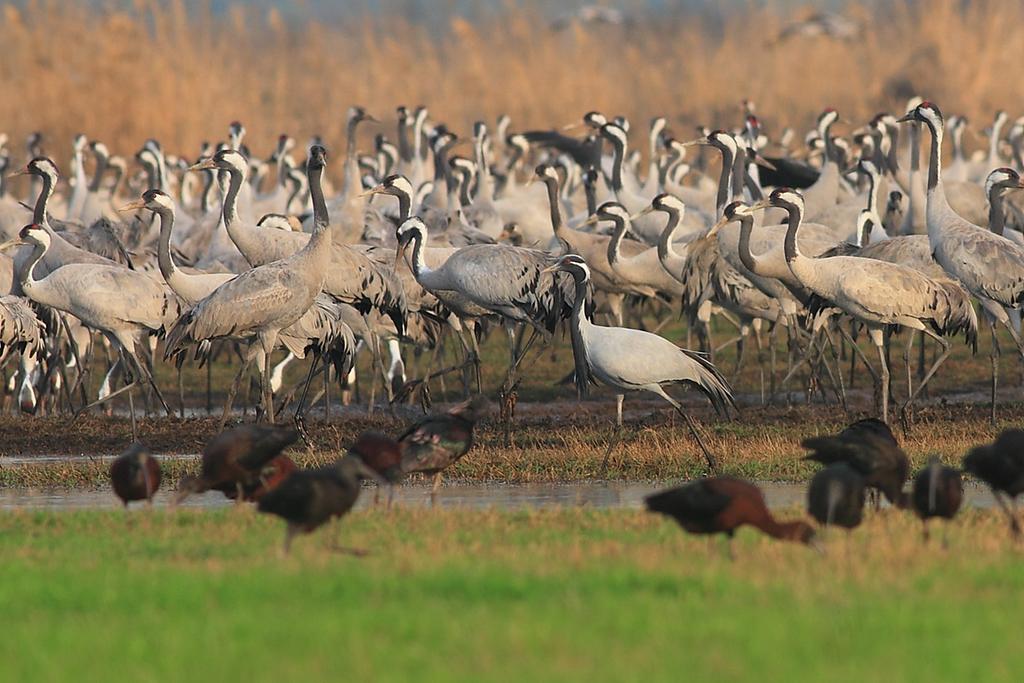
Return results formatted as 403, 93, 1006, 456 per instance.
1, 0, 1021, 161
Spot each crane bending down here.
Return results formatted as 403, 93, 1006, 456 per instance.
165, 145, 336, 426
543, 254, 735, 473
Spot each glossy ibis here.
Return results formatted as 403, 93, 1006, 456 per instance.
109, 442, 162, 507
963, 429, 1024, 538
257, 452, 386, 555
348, 431, 404, 506
802, 418, 909, 508
400, 396, 489, 502
177, 425, 298, 503
807, 463, 867, 530
228, 455, 298, 502
911, 456, 963, 544
645, 477, 817, 557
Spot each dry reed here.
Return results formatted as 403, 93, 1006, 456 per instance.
1, 0, 1022, 165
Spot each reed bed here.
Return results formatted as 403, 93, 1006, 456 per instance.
2, 0, 1023, 165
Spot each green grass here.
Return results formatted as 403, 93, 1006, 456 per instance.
0, 507, 1020, 682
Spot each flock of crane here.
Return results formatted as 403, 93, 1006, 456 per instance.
1, 98, 1024, 456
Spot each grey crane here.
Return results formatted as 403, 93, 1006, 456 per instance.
8, 224, 179, 437
121, 188, 357, 423
165, 145, 336, 428
543, 253, 734, 473
195, 148, 407, 336
752, 188, 977, 423
899, 102, 1024, 421
396, 215, 573, 392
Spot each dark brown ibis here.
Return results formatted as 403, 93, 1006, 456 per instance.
802, 418, 909, 508
399, 396, 489, 502
645, 477, 817, 557
348, 431, 404, 506
232, 455, 298, 502
256, 451, 386, 555
109, 442, 162, 507
963, 429, 1024, 538
911, 456, 963, 544
177, 425, 298, 503
807, 463, 867, 531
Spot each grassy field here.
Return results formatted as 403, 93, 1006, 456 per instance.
0, 506, 1019, 682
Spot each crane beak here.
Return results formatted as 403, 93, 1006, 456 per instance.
578, 215, 601, 228
561, 122, 585, 133
7, 167, 29, 178
748, 198, 772, 211
753, 153, 777, 171
394, 239, 409, 274
117, 199, 146, 212
0, 238, 24, 252
188, 159, 217, 172
706, 215, 730, 238
540, 263, 559, 275
360, 185, 383, 198
630, 206, 656, 221
895, 113, 916, 124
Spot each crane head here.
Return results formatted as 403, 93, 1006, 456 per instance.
986, 167, 1024, 196
11, 156, 59, 181
541, 253, 590, 282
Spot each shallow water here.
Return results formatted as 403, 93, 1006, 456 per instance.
0, 481, 998, 512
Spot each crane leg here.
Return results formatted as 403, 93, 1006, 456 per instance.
671, 405, 718, 475
127, 381, 137, 442
990, 322, 1000, 426
261, 351, 275, 425
872, 331, 890, 424
219, 352, 255, 432
899, 331, 951, 422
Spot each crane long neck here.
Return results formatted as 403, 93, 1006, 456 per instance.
568, 274, 592, 399
200, 170, 215, 214
989, 118, 1004, 163
730, 148, 746, 203
308, 163, 330, 239
608, 138, 625, 193
393, 188, 412, 220
32, 172, 54, 225
223, 166, 244, 227
475, 137, 493, 199
715, 147, 734, 217
155, 207, 180, 283
909, 122, 921, 174
88, 154, 109, 193
951, 125, 964, 162
544, 177, 565, 239
657, 209, 681, 263
989, 189, 1006, 236
606, 216, 627, 266
865, 170, 880, 215
343, 120, 361, 197
737, 216, 760, 274
783, 204, 804, 264
924, 119, 943, 192
17, 239, 46, 292
406, 229, 428, 279
397, 118, 412, 162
